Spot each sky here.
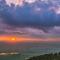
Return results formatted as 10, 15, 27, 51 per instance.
0, 0, 60, 43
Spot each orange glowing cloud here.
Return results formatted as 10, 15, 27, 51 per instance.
0, 35, 60, 43
0, 35, 41, 43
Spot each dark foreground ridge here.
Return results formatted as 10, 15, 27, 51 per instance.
27, 52, 60, 60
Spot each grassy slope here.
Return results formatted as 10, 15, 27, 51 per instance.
27, 53, 60, 60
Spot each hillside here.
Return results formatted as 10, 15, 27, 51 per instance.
27, 52, 60, 60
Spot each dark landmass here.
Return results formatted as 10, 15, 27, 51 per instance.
27, 52, 60, 60
0, 52, 60, 60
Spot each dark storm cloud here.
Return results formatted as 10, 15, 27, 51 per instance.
0, 0, 60, 32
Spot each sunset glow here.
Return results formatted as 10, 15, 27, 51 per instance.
0, 35, 60, 43
0, 35, 39, 43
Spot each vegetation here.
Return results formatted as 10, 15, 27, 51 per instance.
27, 52, 60, 60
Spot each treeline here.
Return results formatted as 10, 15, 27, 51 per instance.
27, 52, 60, 60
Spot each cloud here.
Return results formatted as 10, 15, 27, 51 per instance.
25, 0, 36, 4
49, 26, 60, 34
1, 0, 60, 34
6, 0, 24, 6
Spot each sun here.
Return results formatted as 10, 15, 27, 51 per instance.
11, 37, 16, 41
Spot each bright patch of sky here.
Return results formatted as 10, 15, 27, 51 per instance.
6, 0, 24, 6
25, 0, 36, 4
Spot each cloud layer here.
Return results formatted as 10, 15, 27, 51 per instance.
0, 0, 60, 37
